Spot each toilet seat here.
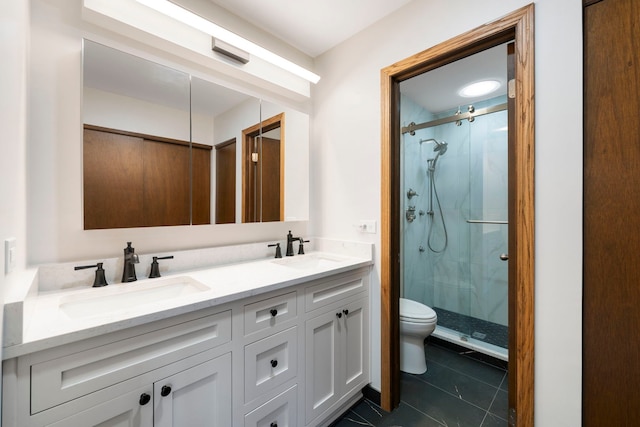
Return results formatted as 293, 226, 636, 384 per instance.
400, 298, 437, 323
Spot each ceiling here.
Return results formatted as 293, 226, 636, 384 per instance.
400, 44, 508, 113
85, 3, 507, 116
208, 0, 413, 58
208, 0, 507, 113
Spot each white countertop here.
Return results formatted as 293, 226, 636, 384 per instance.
3, 249, 372, 359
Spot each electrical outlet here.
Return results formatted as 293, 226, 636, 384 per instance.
5, 238, 16, 274
358, 220, 377, 234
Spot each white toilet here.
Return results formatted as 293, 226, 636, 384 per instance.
400, 298, 438, 374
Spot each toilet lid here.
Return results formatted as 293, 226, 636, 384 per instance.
400, 298, 437, 321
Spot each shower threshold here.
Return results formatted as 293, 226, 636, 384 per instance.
433, 325, 508, 361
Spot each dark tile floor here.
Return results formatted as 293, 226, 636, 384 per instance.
333, 340, 508, 427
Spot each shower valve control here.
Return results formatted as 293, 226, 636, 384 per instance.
406, 206, 417, 223
407, 188, 419, 199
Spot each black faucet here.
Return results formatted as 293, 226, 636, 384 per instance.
298, 238, 310, 255
268, 243, 283, 258
74, 262, 109, 287
122, 242, 139, 282
149, 255, 174, 278
286, 230, 300, 256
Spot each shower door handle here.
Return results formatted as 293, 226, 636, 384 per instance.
499, 254, 509, 261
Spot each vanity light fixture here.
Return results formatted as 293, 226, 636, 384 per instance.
212, 37, 250, 64
135, 0, 321, 83
458, 79, 501, 98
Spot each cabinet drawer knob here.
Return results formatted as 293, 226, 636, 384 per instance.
336, 312, 342, 318
270, 308, 278, 317
343, 309, 349, 316
270, 423, 278, 427
139, 393, 151, 406
270, 359, 278, 368
161, 385, 172, 397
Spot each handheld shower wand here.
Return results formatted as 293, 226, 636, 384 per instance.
420, 138, 449, 253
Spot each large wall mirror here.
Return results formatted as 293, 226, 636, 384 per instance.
82, 39, 309, 229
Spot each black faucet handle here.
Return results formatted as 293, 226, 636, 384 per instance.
74, 262, 109, 287
297, 239, 310, 255
268, 243, 282, 258
149, 255, 174, 278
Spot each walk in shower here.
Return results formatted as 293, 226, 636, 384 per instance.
400, 69, 509, 361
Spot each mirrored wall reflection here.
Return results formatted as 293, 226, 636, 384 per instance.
82, 40, 309, 229
83, 40, 193, 229
190, 76, 259, 225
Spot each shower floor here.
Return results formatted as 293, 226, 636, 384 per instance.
433, 307, 508, 349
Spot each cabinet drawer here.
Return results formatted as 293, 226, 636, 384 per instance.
244, 385, 297, 427
304, 272, 367, 312
244, 291, 297, 337
30, 310, 231, 414
244, 327, 297, 404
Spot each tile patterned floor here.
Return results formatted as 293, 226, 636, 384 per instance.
333, 341, 508, 427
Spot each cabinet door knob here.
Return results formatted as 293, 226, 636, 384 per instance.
336, 312, 342, 318
139, 393, 151, 406
343, 309, 349, 316
270, 308, 278, 317
270, 423, 278, 427
270, 359, 278, 368
161, 385, 172, 397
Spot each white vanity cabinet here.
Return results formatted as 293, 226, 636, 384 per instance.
47, 352, 232, 427
5, 307, 232, 427
304, 271, 370, 426
3, 263, 371, 427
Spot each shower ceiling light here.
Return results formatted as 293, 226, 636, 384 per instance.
458, 80, 501, 98
135, 0, 321, 84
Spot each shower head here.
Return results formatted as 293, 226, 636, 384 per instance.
420, 138, 448, 156
433, 140, 448, 155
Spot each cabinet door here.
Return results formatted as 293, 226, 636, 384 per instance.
305, 310, 340, 423
154, 352, 232, 427
47, 385, 153, 427
83, 128, 145, 229
340, 298, 367, 395
142, 139, 190, 226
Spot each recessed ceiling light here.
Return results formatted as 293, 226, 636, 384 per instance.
458, 80, 501, 98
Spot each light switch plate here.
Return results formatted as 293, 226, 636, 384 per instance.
358, 220, 377, 234
5, 238, 16, 274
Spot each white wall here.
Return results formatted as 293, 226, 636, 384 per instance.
311, 1, 583, 425
84, 88, 192, 141
1, 0, 30, 415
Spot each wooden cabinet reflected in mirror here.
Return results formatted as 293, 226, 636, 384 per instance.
83, 125, 211, 229
214, 138, 236, 224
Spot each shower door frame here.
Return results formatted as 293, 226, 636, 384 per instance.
380, 4, 535, 426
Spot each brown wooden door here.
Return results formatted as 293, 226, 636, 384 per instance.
214, 139, 236, 224
260, 136, 282, 222
583, 0, 640, 424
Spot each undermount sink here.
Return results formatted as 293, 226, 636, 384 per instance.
271, 253, 346, 270
59, 276, 209, 319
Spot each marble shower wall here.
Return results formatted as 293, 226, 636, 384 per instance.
401, 96, 508, 327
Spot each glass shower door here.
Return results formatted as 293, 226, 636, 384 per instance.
401, 97, 509, 357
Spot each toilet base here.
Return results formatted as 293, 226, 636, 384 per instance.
400, 335, 427, 374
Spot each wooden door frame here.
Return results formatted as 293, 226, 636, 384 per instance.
241, 113, 285, 222
380, 4, 535, 426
